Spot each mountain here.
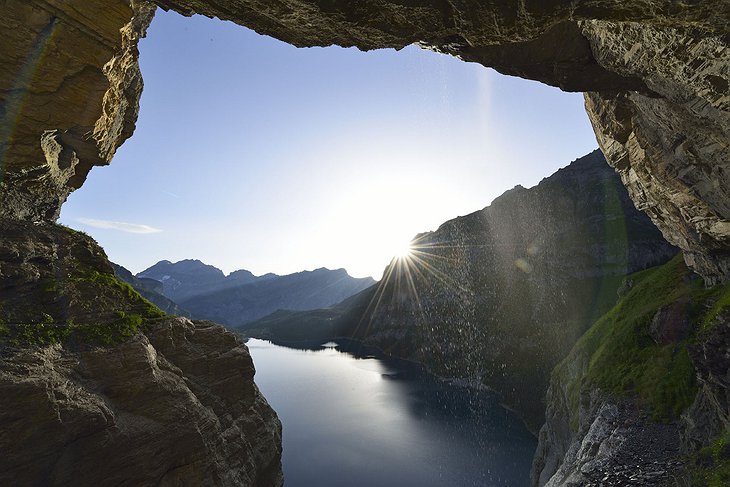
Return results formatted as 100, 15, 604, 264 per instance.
240, 286, 376, 343
239, 150, 678, 429
110, 262, 191, 317
136, 259, 229, 302
138, 260, 375, 326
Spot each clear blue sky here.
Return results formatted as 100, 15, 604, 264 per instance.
60, 9, 599, 279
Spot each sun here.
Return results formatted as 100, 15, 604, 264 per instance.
395, 241, 413, 259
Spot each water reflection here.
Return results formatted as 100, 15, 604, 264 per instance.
247, 339, 536, 487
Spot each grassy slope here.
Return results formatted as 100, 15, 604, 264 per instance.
694, 431, 730, 487
556, 254, 730, 424
0, 269, 166, 347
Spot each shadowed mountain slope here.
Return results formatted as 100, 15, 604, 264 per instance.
240, 150, 678, 429
111, 262, 190, 317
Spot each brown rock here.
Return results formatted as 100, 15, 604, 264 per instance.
0, 221, 283, 486
0, 318, 283, 486
0, 0, 154, 221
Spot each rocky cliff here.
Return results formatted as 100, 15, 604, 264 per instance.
242, 150, 678, 430
531, 255, 730, 486
0, 0, 156, 222
0, 221, 283, 485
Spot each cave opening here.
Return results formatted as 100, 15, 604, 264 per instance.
2, 2, 727, 486
58, 8, 598, 281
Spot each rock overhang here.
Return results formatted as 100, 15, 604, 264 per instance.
0, 0, 728, 282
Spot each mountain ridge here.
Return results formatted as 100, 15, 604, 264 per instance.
111, 262, 191, 317
137, 259, 375, 326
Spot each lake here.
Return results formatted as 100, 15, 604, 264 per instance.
247, 339, 537, 486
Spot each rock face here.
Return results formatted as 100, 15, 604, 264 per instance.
1, 0, 727, 283
0, 318, 283, 486
0, 0, 155, 222
682, 316, 730, 458
583, 21, 730, 285
0, 221, 283, 486
531, 255, 730, 486
533, 395, 685, 487
242, 150, 678, 430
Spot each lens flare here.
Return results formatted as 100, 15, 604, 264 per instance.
395, 241, 413, 259
350, 234, 476, 358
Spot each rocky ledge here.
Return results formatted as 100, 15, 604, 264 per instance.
0, 220, 283, 485
0, 317, 283, 486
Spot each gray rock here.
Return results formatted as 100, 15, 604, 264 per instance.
534, 386, 685, 487
649, 303, 692, 345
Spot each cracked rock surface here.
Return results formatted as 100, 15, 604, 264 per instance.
0, 221, 283, 486
0, 317, 283, 486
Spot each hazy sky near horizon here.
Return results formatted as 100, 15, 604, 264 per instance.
59, 9, 598, 280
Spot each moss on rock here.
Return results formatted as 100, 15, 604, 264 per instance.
556, 255, 730, 425
0, 220, 165, 348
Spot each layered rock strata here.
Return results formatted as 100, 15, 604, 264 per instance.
0, 221, 283, 486
0, 318, 283, 486
0, 0, 155, 222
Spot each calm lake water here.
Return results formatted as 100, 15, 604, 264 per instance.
247, 339, 537, 487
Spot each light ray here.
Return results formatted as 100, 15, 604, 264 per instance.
350, 233, 479, 354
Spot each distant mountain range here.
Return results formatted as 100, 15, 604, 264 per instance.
133, 260, 375, 326
237, 149, 679, 430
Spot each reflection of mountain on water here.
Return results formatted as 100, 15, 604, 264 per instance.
248, 338, 535, 487
259, 337, 530, 439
